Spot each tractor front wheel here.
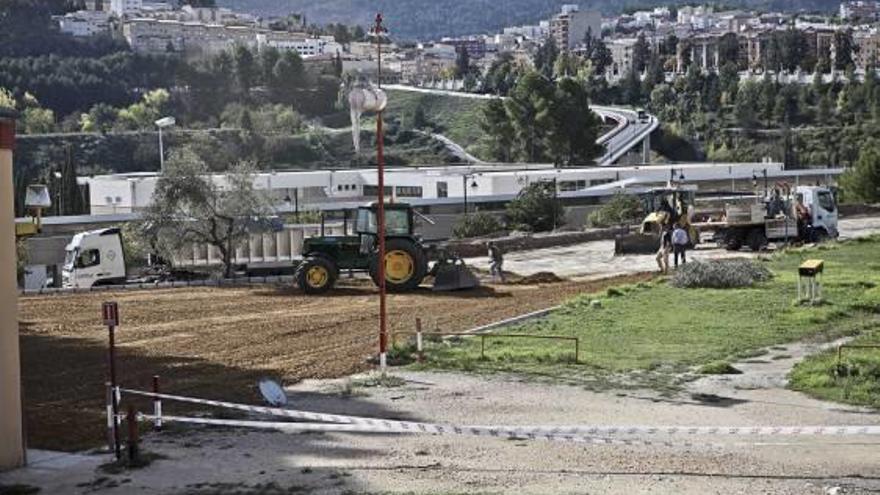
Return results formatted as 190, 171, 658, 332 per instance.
370, 238, 428, 292
296, 256, 338, 295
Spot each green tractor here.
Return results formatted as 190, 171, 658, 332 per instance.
295, 202, 479, 294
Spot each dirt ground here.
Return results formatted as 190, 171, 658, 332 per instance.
5, 353, 879, 494
17, 272, 651, 452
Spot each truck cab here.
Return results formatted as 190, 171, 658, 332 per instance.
62, 228, 126, 289
796, 186, 839, 239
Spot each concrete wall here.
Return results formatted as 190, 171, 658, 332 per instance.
0, 114, 24, 469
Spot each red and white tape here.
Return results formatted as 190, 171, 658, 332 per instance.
121, 388, 880, 440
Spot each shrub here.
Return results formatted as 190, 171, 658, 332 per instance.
505, 182, 565, 232
453, 211, 504, 239
670, 259, 773, 289
587, 192, 643, 227
698, 361, 742, 375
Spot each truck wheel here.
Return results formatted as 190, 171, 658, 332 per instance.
296, 256, 337, 294
724, 231, 743, 251
747, 228, 768, 252
370, 238, 428, 292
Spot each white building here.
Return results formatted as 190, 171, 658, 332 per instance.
256, 33, 342, 58
55, 10, 112, 37
110, 0, 142, 16
83, 162, 807, 216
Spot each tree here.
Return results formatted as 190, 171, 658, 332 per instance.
480, 98, 515, 162
504, 71, 554, 162
259, 46, 281, 86
840, 142, 880, 202
546, 77, 604, 166
270, 51, 307, 104
632, 33, 650, 74
534, 36, 558, 80
834, 30, 855, 71
588, 192, 642, 227
233, 44, 257, 97
455, 48, 471, 78
144, 149, 271, 278
718, 33, 740, 69
79, 103, 118, 133
735, 81, 760, 129
20, 107, 55, 134
505, 181, 564, 232
115, 89, 170, 130
0, 87, 15, 109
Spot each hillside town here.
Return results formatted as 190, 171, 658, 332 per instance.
54, 1, 880, 84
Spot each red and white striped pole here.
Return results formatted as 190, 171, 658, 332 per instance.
373, 13, 388, 371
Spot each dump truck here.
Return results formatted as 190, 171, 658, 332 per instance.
708, 185, 838, 251
614, 186, 700, 255
296, 202, 478, 294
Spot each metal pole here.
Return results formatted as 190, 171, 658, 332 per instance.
126, 406, 139, 463
158, 127, 164, 173
108, 322, 120, 459
416, 317, 424, 362
152, 375, 162, 431
463, 175, 468, 215
375, 13, 388, 371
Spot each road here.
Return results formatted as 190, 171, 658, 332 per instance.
384, 84, 656, 166
467, 215, 880, 280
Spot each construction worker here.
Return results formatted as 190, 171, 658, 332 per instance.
656, 225, 672, 274
672, 223, 689, 267
795, 194, 812, 241
488, 241, 505, 283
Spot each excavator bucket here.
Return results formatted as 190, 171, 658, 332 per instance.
431, 257, 480, 291
614, 233, 660, 255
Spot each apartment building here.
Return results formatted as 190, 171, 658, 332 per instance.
255, 33, 342, 57
841, 1, 880, 21
550, 5, 601, 51
55, 10, 113, 37
854, 29, 880, 69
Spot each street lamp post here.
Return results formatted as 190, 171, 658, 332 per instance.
371, 13, 389, 371
154, 116, 176, 173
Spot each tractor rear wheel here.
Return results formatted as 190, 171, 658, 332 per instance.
296, 256, 338, 295
370, 238, 428, 292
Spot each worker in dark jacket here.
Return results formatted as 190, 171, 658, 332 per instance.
488, 241, 505, 283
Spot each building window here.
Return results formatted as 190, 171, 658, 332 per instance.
363, 185, 393, 196
436, 181, 448, 198
396, 186, 423, 198
590, 179, 613, 186
559, 180, 587, 192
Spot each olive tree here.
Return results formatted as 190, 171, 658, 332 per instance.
143, 149, 272, 278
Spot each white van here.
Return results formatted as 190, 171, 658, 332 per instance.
62, 228, 127, 289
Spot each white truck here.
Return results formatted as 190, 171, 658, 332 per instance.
709, 185, 839, 252
62, 228, 128, 288
61, 223, 345, 289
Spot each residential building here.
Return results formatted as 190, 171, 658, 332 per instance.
841, 1, 880, 21
440, 36, 487, 58
854, 29, 880, 69
55, 10, 112, 37
550, 5, 601, 51
256, 33, 341, 57
607, 38, 638, 77
110, 0, 142, 16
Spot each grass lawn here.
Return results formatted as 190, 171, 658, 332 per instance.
384, 90, 489, 157
412, 237, 880, 391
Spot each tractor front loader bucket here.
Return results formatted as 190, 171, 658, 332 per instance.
614, 233, 660, 255
431, 257, 480, 291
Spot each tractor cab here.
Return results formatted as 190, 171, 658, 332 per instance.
355, 202, 415, 237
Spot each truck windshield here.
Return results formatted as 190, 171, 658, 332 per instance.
817, 191, 836, 213
63, 248, 78, 268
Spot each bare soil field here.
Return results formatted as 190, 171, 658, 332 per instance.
18, 273, 651, 451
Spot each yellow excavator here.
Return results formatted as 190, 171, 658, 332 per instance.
614, 186, 700, 255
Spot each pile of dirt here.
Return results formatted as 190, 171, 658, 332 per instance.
512, 272, 565, 285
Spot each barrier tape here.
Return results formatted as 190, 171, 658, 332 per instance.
121, 388, 880, 439
137, 414, 684, 447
